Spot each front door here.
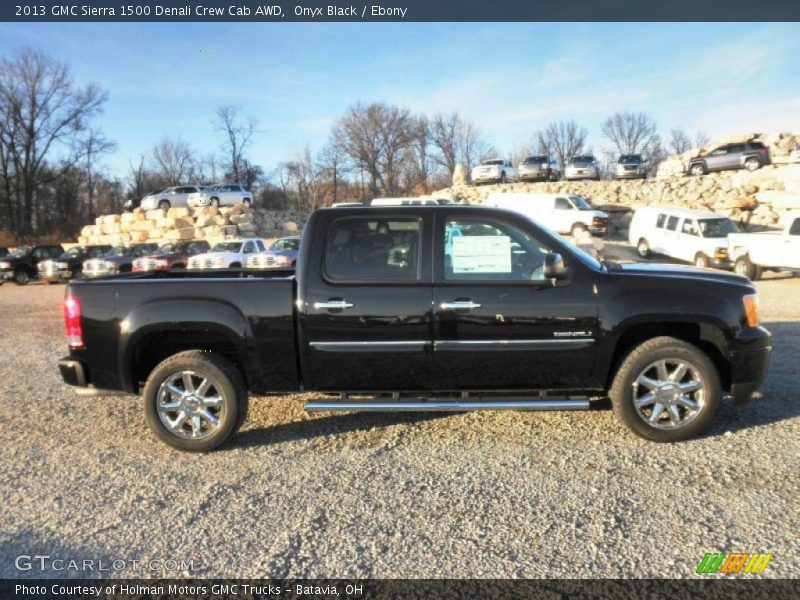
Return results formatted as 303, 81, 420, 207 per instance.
432, 212, 600, 391
301, 214, 436, 391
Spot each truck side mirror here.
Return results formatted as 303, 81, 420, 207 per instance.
543, 252, 569, 280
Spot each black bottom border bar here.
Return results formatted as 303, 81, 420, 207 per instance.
2, 579, 799, 600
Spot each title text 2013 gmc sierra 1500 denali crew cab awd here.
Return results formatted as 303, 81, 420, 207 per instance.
58, 206, 772, 452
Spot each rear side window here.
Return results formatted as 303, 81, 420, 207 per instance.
555, 198, 571, 210
656, 214, 667, 228
681, 219, 698, 235
666, 216, 679, 231
324, 218, 421, 281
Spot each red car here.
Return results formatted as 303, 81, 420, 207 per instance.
132, 240, 211, 272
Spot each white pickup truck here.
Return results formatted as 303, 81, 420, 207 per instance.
728, 213, 800, 279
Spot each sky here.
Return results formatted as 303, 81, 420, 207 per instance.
0, 22, 798, 178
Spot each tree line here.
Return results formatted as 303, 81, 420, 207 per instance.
0, 46, 712, 244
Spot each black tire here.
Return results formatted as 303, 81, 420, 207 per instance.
734, 255, 762, 281
229, 262, 241, 268
694, 253, 709, 268
242, 198, 252, 208
499, 172, 507, 184
158, 200, 171, 210
571, 223, 588, 238
689, 162, 706, 176
210, 197, 220, 208
636, 238, 651, 259
744, 157, 761, 172
610, 336, 721, 442
14, 270, 29, 285
143, 350, 248, 452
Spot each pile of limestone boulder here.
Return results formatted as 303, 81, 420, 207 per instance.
77, 204, 308, 247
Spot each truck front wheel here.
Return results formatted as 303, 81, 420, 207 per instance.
143, 350, 248, 452
734, 255, 762, 280
609, 336, 721, 442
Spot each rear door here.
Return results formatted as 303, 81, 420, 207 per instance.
431, 210, 599, 390
300, 213, 436, 391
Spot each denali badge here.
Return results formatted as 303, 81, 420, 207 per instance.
554, 331, 593, 338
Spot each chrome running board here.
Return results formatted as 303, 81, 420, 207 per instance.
305, 399, 590, 412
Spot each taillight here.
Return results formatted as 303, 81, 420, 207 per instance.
761, 146, 769, 156
64, 294, 84, 349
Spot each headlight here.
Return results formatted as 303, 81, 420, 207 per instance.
104, 261, 117, 271
743, 294, 759, 327
0, 261, 10, 269
213, 257, 226, 267
56, 262, 69, 269
155, 259, 169, 269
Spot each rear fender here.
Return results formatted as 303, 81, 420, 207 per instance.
119, 298, 253, 391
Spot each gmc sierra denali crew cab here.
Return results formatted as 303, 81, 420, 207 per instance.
58, 206, 772, 452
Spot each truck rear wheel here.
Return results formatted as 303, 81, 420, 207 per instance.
609, 336, 720, 442
143, 350, 248, 452
734, 255, 762, 280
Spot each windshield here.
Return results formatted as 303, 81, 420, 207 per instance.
63, 247, 85, 258
270, 238, 300, 251
158, 243, 184, 254
211, 242, 243, 252
618, 155, 642, 163
482, 159, 504, 166
106, 246, 129, 257
524, 156, 548, 163
9, 247, 31, 258
570, 156, 595, 164
699, 218, 739, 238
569, 196, 592, 210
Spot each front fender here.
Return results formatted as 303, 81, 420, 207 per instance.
118, 298, 253, 391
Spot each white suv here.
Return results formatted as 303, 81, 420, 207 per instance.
140, 186, 204, 210
470, 159, 518, 185
564, 155, 601, 181
188, 184, 252, 208
187, 238, 266, 270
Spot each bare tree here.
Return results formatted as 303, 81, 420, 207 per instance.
668, 128, 693, 154
694, 131, 711, 150
0, 47, 107, 237
151, 136, 195, 185
213, 104, 257, 184
535, 120, 588, 171
332, 102, 416, 198
318, 139, 345, 205
601, 111, 659, 157
80, 128, 117, 220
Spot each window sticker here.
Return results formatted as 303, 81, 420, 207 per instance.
451, 235, 512, 273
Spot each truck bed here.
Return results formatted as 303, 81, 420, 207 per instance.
67, 269, 299, 394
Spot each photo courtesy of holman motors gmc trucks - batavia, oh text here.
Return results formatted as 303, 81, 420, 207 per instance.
57, 205, 771, 452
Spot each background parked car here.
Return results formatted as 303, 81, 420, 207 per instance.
564, 155, 601, 181
187, 238, 266, 269
133, 240, 211, 272
188, 184, 252, 208
517, 155, 560, 182
629, 206, 739, 268
0, 244, 64, 285
83, 244, 159, 278
687, 142, 771, 176
614, 154, 648, 179
140, 186, 205, 210
484, 192, 608, 237
246, 236, 301, 269
470, 159, 518, 185
38, 245, 111, 283
728, 212, 800, 279
790, 144, 800, 163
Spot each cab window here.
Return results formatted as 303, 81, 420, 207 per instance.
656, 214, 667, 228
666, 216, 679, 231
443, 218, 554, 282
324, 218, 420, 281
681, 219, 698, 236
555, 197, 572, 210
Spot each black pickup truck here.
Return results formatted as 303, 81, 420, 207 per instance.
58, 206, 771, 451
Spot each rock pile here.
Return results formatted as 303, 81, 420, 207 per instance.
433, 164, 800, 239
77, 204, 309, 247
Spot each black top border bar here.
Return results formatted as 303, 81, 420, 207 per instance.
4, 0, 800, 22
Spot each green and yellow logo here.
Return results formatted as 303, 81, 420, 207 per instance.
697, 552, 773, 574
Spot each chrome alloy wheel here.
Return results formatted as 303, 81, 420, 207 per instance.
156, 370, 224, 439
632, 359, 706, 430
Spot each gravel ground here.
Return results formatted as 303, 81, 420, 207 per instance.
0, 272, 798, 579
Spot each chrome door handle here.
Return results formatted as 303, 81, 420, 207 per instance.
314, 300, 354, 310
440, 300, 482, 310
